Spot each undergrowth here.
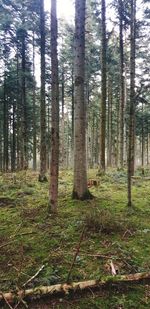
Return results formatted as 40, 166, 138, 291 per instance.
0, 168, 150, 308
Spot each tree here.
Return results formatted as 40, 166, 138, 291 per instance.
99, 0, 107, 173
127, 0, 136, 207
39, 0, 47, 181
72, 0, 92, 200
49, 0, 59, 213
118, 0, 125, 168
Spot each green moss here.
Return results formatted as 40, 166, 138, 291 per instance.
1, 169, 150, 308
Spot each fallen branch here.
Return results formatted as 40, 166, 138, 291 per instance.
1, 272, 150, 304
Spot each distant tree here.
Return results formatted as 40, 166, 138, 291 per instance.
39, 0, 47, 181
128, 0, 136, 207
118, 0, 125, 168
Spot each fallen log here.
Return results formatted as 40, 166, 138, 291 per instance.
1, 272, 150, 304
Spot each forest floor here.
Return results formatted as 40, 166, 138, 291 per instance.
1, 168, 150, 308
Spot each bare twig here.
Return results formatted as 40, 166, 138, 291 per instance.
23, 265, 45, 287
122, 229, 133, 238
10, 223, 22, 239
110, 260, 117, 276
12, 266, 31, 278
1, 292, 14, 309
67, 226, 86, 283
14, 298, 28, 309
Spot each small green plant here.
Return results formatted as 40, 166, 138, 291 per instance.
84, 208, 123, 234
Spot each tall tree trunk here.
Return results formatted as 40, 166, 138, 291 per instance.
71, 68, 74, 166
146, 124, 149, 166
47, 95, 51, 169
0, 124, 2, 171
12, 98, 16, 171
141, 102, 144, 167
127, 0, 136, 207
99, 0, 107, 173
3, 72, 8, 172
32, 32, 37, 171
107, 77, 112, 167
72, 0, 92, 200
118, 0, 125, 168
39, 0, 47, 181
16, 45, 20, 170
3, 35, 9, 172
49, 0, 59, 212
20, 26, 27, 170
61, 68, 65, 168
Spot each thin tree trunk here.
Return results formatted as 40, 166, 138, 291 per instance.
16, 44, 20, 170
128, 0, 136, 207
61, 68, 65, 168
141, 102, 144, 167
99, 0, 107, 173
32, 32, 37, 171
39, 0, 47, 182
119, 0, 125, 168
49, 0, 59, 213
47, 96, 51, 169
20, 25, 27, 170
71, 68, 74, 166
12, 98, 16, 171
3, 72, 8, 172
147, 127, 149, 166
107, 77, 112, 167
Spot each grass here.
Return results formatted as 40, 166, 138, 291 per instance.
1, 168, 150, 308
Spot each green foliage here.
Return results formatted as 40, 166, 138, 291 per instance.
84, 208, 123, 234
1, 170, 150, 307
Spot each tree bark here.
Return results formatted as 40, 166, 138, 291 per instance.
49, 0, 59, 213
99, 0, 107, 173
61, 68, 65, 168
39, 0, 47, 182
20, 25, 27, 170
141, 102, 144, 167
1, 272, 150, 304
118, 0, 125, 168
32, 32, 37, 171
107, 77, 113, 167
72, 0, 92, 200
128, 0, 136, 207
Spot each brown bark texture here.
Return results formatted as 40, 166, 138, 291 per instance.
49, 0, 59, 212
72, 0, 92, 200
1, 272, 150, 304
